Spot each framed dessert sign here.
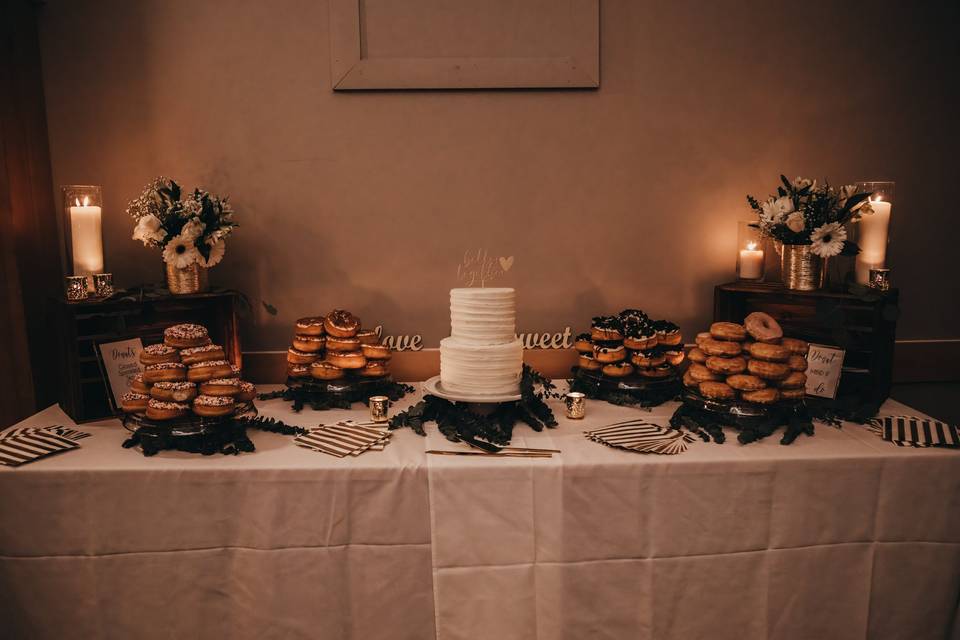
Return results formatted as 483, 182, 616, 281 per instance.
96, 338, 144, 412
805, 344, 845, 399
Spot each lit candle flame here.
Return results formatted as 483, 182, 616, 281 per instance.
746, 241, 757, 251
83, 196, 90, 206
871, 195, 883, 203
74, 198, 81, 207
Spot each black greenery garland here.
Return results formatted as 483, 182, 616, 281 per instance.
258, 379, 414, 412
669, 401, 821, 445
389, 365, 560, 445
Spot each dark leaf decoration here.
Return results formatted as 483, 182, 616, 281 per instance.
262, 301, 278, 315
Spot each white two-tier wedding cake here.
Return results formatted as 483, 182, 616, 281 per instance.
439, 288, 523, 397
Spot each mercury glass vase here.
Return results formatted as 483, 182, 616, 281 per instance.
165, 262, 209, 295
780, 244, 824, 291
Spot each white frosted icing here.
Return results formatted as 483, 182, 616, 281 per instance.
440, 288, 522, 396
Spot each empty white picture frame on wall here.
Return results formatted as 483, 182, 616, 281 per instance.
329, 0, 600, 90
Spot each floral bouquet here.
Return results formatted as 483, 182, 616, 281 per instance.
747, 175, 870, 258
128, 177, 236, 269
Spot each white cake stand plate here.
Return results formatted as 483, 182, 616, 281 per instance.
423, 376, 521, 404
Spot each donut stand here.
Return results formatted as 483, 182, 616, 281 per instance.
122, 401, 259, 456
273, 375, 412, 412
568, 365, 681, 408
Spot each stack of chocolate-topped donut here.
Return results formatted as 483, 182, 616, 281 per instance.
119, 323, 256, 420
286, 309, 392, 383
575, 309, 685, 379
684, 312, 809, 404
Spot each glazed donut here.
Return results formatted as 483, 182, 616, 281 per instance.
192, 394, 235, 417
163, 324, 211, 349
186, 360, 234, 383
578, 354, 602, 371
639, 365, 673, 379
287, 348, 319, 365
687, 347, 708, 364
324, 310, 360, 338
699, 381, 736, 400
287, 364, 311, 379
705, 355, 747, 375
695, 332, 712, 348
747, 342, 790, 363
361, 343, 391, 360
199, 377, 242, 397
140, 344, 180, 366
130, 373, 151, 395
630, 350, 665, 368
310, 360, 345, 380
594, 345, 626, 363
688, 363, 722, 383
327, 336, 361, 352
235, 381, 257, 403
741, 388, 781, 405
574, 333, 594, 353
295, 316, 326, 336
780, 388, 806, 400
358, 360, 390, 378
710, 322, 747, 342
120, 391, 150, 413
777, 371, 808, 389
602, 361, 634, 378
326, 350, 366, 369
292, 334, 326, 353
726, 374, 767, 391
747, 359, 790, 380
780, 337, 810, 355
623, 332, 657, 350
787, 354, 809, 372
682, 370, 699, 388
590, 316, 623, 342
744, 312, 783, 344
150, 381, 197, 403
145, 399, 190, 420
701, 338, 742, 357
179, 343, 226, 365
143, 362, 186, 383
664, 350, 685, 367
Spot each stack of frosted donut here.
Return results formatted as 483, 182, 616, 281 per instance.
683, 312, 809, 405
119, 323, 257, 420
575, 309, 685, 379
286, 309, 392, 383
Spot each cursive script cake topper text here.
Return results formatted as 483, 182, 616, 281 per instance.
457, 249, 513, 287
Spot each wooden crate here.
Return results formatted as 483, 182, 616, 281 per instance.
714, 282, 899, 410
54, 289, 241, 422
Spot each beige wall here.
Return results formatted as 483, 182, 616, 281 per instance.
38, 0, 960, 351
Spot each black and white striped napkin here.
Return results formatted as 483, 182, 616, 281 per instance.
294, 422, 391, 458
585, 420, 695, 455
0, 426, 89, 467
867, 415, 959, 449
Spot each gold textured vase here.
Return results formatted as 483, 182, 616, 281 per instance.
780, 244, 824, 291
165, 262, 208, 295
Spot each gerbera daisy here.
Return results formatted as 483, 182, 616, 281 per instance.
162, 233, 200, 268
198, 240, 225, 268
809, 222, 846, 258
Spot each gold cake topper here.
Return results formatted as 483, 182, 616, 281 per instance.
457, 249, 513, 287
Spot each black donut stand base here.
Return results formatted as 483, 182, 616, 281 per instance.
671, 388, 814, 445
569, 366, 681, 408
122, 402, 259, 456
267, 375, 413, 412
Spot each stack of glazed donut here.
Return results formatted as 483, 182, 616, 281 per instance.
119, 323, 257, 420
286, 309, 392, 383
575, 309, 685, 379
683, 312, 809, 405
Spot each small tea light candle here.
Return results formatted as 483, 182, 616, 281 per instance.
739, 241, 764, 280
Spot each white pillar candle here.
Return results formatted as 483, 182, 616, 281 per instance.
739, 242, 764, 280
855, 198, 891, 284
69, 197, 104, 279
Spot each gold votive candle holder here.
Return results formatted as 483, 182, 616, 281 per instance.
65, 275, 89, 301
369, 396, 390, 423
869, 268, 890, 291
565, 392, 586, 420
93, 273, 114, 298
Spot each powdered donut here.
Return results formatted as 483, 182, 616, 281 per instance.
744, 312, 783, 343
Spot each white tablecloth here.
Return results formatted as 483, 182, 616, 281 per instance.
1, 386, 958, 640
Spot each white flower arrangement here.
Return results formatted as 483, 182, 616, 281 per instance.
747, 175, 871, 258
127, 177, 236, 268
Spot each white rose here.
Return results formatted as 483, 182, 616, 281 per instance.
792, 176, 813, 190
180, 217, 206, 241
132, 214, 167, 245
786, 211, 806, 233
774, 196, 795, 216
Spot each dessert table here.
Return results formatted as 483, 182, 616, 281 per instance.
2, 385, 959, 640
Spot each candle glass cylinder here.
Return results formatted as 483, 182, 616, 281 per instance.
564, 392, 586, 420
61, 185, 104, 290
369, 396, 390, 423
736, 221, 765, 281
93, 273, 114, 298
853, 182, 894, 285
64, 276, 89, 301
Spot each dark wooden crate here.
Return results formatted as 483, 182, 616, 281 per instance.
714, 282, 899, 410
54, 289, 242, 422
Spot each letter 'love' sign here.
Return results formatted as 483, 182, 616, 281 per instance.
804, 343, 845, 399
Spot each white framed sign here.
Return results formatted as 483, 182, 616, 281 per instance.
96, 338, 144, 410
805, 344, 845, 399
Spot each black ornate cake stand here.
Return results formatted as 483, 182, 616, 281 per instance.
670, 387, 814, 445
122, 402, 261, 456
260, 376, 413, 412
568, 366, 681, 408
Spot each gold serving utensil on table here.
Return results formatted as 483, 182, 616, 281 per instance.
459, 435, 560, 455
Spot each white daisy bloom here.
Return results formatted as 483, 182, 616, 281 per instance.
198, 240, 225, 268
786, 211, 806, 233
162, 234, 200, 268
132, 214, 167, 245
760, 198, 782, 226
809, 222, 847, 258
